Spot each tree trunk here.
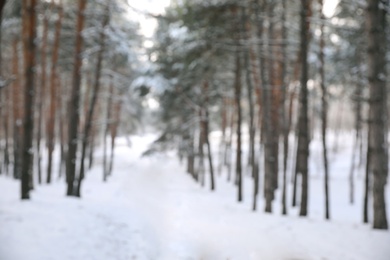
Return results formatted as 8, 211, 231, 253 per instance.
66, 0, 87, 196
197, 113, 205, 185
296, 0, 311, 217
109, 90, 122, 175
187, 129, 196, 178
202, 81, 215, 191
366, 0, 388, 230
248, 12, 263, 210
218, 97, 227, 176
319, 0, 330, 220
47, 0, 63, 184
268, 1, 280, 193
363, 132, 370, 223
255, 0, 273, 213
280, 0, 288, 216
242, 5, 258, 209
21, 0, 37, 200
0, 0, 8, 174
2, 88, 11, 175
35, 2, 50, 185
0, 0, 8, 175
234, 50, 243, 202
76, 6, 109, 197
103, 77, 114, 181
12, 38, 23, 180
226, 99, 234, 182
349, 81, 363, 203
57, 77, 66, 179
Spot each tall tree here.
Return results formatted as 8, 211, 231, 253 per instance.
21, 0, 37, 199
319, 0, 330, 220
296, 0, 311, 216
234, 51, 243, 202
36, 0, 50, 184
66, 0, 87, 196
46, 0, 63, 184
76, 4, 109, 197
12, 37, 22, 180
366, 0, 388, 230
202, 80, 215, 191
280, 0, 289, 216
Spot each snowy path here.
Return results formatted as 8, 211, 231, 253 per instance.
1, 134, 390, 260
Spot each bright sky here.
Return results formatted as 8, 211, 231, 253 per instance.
324, 0, 339, 17
128, 0, 339, 41
127, 0, 171, 38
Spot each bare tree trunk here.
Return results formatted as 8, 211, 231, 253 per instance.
103, 123, 108, 181
21, 0, 37, 199
87, 97, 102, 171
319, 0, 330, 220
268, 1, 280, 193
218, 97, 227, 176
57, 77, 66, 179
255, 0, 273, 212
280, 0, 288, 216
2, 88, 11, 175
248, 14, 262, 210
245, 44, 258, 209
12, 38, 23, 180
366, 0, 388, 230
234, 51, 243, 202
187, 127, 196, 178
205, 121, 215, 191
349, 81, 363, 202
226, 99, 234, 182
66, 0, 87, 196
197, 115, 205, 185
76, 6, 109, 197
105, 93, 121, 176
103, 77, 113, 181
35, 2, 50, 185
363, 131, 370, 223
296, 0, 311, 216
47, 0, 63, 184
0, 0, 8, 175
202, 81, 215, 191
109, 96, 122, 175
242, 4, 257, 186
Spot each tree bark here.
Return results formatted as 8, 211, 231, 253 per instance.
296, 0, 311, 217
66, 0, 87, 196
319, 0, 330, 220
268, 1, 280, 193
76, 6, 109, 197
47, 0, 63, 184
363, 132, 371, 223
202, 80, 215, 191
255, 0, 273, 213
234, 51, 243, 202
21, 0, 37, 200
366, 0, 388, 230
103, 76, 114, 181
36, 1, 50, 184
12, 38, 22, 180
242, 4, 258, 210
280, 0, 288, 216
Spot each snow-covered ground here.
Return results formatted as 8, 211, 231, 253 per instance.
0, 133, 389, 260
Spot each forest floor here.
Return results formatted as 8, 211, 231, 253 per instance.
0, 133, 390, 260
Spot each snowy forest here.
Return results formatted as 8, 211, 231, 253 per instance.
0, 0, 389, 259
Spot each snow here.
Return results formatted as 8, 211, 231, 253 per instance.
1, 133, 390, 260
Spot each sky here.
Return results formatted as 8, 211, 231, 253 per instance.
128, 0, 339, 43
127, 0, 171, 39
